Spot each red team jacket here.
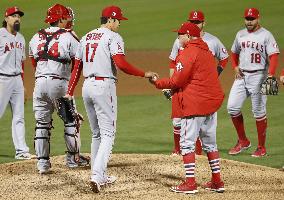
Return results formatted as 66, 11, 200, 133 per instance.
155, 38, 224, 117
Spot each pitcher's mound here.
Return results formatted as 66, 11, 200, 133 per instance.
0, 154, 283, 200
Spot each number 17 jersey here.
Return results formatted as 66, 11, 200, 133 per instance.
76, 27, 125, 79
231, 27, 279, 71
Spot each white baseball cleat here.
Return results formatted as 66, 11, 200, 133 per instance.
105, 176, 117, 184
38, 168, 51, 175
15, 152, 33, 160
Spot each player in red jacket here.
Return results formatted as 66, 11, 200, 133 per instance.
150, 22, 225, 194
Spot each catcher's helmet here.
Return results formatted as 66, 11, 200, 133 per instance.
45, 4, 69, 24
65, 7, 75, 30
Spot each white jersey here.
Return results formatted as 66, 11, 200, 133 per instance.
29, 27, 79, 79
231, 27, 279, 71
0, 28, 25, 75
76, 27, 125, 79
169, 32, 228, 61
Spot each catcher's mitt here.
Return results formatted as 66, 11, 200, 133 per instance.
162, 89, 172, 100
55, 97, 77, 124
260, 76, 279, 95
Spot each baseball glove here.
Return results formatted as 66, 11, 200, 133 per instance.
162, 89, 172, 100
260, 76, 279, 95
55, 97, 77, 124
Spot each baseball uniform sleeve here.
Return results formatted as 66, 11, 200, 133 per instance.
231, 32, 241, 54
214, 38, 229, 61
110, 34, 125, 56
75, 39, 84, 60
266, 32, 280, 56
22, 39, 26, 61
169, 38, 180, 61
69, 33, 80, 59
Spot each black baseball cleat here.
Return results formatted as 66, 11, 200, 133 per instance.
90, 181, 100, 193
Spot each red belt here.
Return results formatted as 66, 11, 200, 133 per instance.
94, 77, 105, 80
86, 75, 105, 80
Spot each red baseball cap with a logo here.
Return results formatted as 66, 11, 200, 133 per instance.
173, 22, 201, 37
244, 8, 260, 19
102, 6, 128, 20
5, 6, 24, 17
188, 10, 205, 21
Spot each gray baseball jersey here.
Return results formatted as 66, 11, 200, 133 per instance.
29, 27, 79, 80
0, 27, 25, 74
231, 27, 279, 71
74, 27, 125, 184
169, 32, 229, 61
76, 27, 125, 79
0, 27, 29, 156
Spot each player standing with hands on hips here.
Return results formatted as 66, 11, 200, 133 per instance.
0, 7, 32, 159
65, 5, 158, 193
227, 8, 279, 157
29, 4, 89, 174
150, 22, 225, 194
167, 10, 229, 156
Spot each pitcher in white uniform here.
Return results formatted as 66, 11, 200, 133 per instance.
29, 4, 89, 174
168, 10, 229, 156
66, 5, 157, 193
0, 7, 32, 160
227, 8, 279, 157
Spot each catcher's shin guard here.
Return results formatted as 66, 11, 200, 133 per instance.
64, 122, 79, 158
34, 121, 52, 161
64, 122, 90, 167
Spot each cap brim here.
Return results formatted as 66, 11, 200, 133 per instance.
245, 16, 257, 20
118, 16, 128, 20
13, 11, 24, 17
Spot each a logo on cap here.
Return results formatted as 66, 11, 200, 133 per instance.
112, 12, 116, 16
193, 12, 198, 18
248, 9, 252, 16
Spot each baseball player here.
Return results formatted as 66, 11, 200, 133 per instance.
168, 10, 229, 156
0, 7, 32, 159
29, 4, 89, 174
150, 22, 225, 194
227, 8, 279, 157
65, 5, 158, 193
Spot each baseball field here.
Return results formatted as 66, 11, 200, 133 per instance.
0, 0, 284, 199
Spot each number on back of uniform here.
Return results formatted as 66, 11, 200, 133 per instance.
37, 42, 60, 57
85, 43, 98, 62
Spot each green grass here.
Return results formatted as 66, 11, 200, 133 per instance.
0, 0, 283, 49
1, 92, 284, 168
0, 0, 284, 167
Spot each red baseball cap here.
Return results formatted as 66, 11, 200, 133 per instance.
5, 6, 24, 17
244, 8, 260, 19
188, 10, 205, 21
173, 22, 201, 37
102, 5, 128, 20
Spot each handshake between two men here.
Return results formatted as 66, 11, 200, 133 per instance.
146, 72, 173, 100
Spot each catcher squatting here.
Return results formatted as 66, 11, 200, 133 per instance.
1, 3, 283, 195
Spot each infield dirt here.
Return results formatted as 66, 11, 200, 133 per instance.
0, 154, 283, 200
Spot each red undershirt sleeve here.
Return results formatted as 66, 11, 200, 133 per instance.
112, 54, 145, 77
268, 53, 279, 76
231, 52, 239, 68
67, 59, 83, 96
